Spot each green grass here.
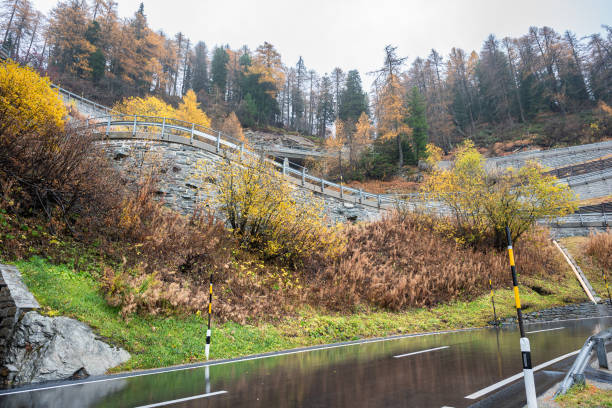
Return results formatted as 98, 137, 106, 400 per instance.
556, 383, 612, 407
9, 255, 589, 374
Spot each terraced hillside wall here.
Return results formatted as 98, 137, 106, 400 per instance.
100, 140, 381, 224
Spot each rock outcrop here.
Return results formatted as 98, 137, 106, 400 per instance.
2, 312, 130, 387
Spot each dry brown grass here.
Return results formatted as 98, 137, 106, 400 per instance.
586, 230, 612, 270
346, 177, 420, 194
310, 213, 563, 311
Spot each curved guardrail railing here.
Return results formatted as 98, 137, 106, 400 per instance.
81, 114, 402, 209
57, 84, 612, 225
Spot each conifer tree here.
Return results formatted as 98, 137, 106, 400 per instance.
407, 87, 428, 162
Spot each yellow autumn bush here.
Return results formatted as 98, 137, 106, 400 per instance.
113, 95, 175, 118
0, 60, 66, 137
113, 90, 211, 129
195, 153, 344, 267
423, 140, 576, 248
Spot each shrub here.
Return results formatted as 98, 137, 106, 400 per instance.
0, 60, 66, 138
422, 140, 576, 248
312, 212, 563, 311
113, 90, 212, 128
195, 153, 343, 267
586, 230, 612, 271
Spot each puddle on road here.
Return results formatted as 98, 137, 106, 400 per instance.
0, 317, 610, 408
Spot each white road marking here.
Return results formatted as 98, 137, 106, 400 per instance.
394, 346, 450, 358
526, 327, 565, 334
0, 329, 474, 396
2, 315, 610, 398
464, 350, 580, 400
134, 391, 227, 407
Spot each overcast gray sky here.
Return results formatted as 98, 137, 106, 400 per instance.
32, 0, 612, 88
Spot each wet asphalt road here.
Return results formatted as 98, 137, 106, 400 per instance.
0, 315, 610, 408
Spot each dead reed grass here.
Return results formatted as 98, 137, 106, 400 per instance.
311, 212, 563, 311
586, 230, 612, 270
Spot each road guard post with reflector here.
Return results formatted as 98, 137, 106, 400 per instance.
505, 226, 537, 408
205, 273, 213, 360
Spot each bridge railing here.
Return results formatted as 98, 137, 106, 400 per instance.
51, 84, 116, 116
82, 114, 405, 209
58, 86, 612, 219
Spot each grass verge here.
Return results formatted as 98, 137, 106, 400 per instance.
556, 383, 612, 407
9, 256, 587, 373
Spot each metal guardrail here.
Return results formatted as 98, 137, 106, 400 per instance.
57, 84, 612, 224
81, 114, 401, 210
555, 327, 612, 397
51, 84, 117, 116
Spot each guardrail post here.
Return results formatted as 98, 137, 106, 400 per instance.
595, 338, 609, 369
132, 115, 137, 137
190, 123, 194, 144
283, 158, 288, 176
377, 195, 381, 209
340, 183, 343, 199
321, 178, 324, 192
161, 117, 166, 139
216, 131, 221, 153
105, 116, 111, 137
359, 189, 363, 204
301, 167, 305, 186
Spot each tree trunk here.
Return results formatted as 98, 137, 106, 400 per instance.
397, 132, 403, 168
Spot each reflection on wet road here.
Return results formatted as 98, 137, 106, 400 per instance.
0, 316, 610, 408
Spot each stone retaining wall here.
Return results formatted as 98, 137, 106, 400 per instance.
99, 140, 381, 224
0, 265, 39, 361
498, 302, 612, 325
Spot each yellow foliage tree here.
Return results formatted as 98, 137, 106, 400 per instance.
176, 90, 212, 128
0, 61, 66, 137
249, 42, 285, 97
327, 120, 347, 177
424, 143, 443, 169
221, 112, 245, 143
113, 95, 175, 118
351, 112, 373, 164
194, 154, 343, 266
422, 140, 576, 247
378, 74, 412, 168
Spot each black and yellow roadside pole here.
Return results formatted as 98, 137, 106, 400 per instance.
505, 226, 537, 408
205, 273, 213, 361
489, 276, 498, 324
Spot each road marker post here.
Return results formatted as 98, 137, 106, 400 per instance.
488, 276, 498, 324
602, 266, 612, 305
505, 226, 537, 408
205, 273, 213, 360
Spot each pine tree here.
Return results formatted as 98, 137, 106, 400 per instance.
316, 75, 334, 138
407, 87, 428, 162
192, 41, 208, 94
338, 69, 368, 123
211, 45, 229, 97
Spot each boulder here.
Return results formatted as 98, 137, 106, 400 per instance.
2, 312, 129, 387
